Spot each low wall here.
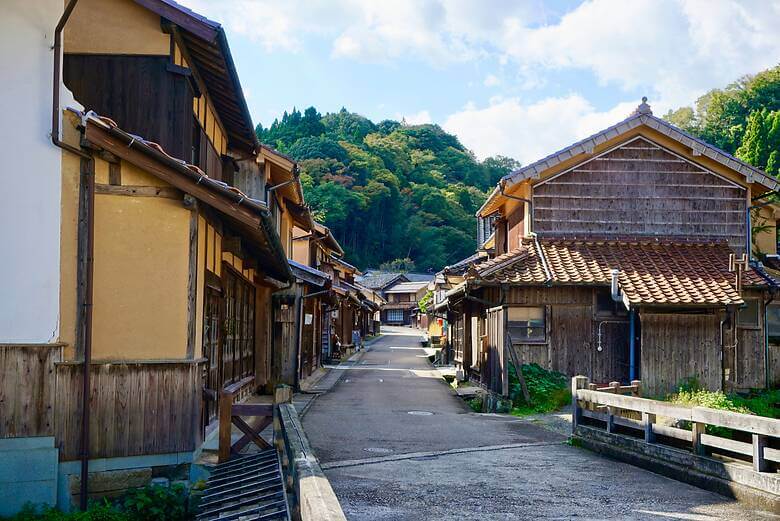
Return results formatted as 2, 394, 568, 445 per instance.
275, 402, 345, 521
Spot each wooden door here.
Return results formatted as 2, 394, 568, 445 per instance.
203, 286, 222, 425
486, 306, 507, 396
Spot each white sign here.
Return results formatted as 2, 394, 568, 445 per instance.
304, 313, 313, 325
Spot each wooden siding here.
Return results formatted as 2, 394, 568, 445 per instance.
640, 312, 722, 396
272, 293, 298, 387
0, 345, 62, 438
2, 349, 203, 460
533, 137, 747, 250
484, 307, 507, 395
54, 361, 203, 461
64, 54, 195, 162
478, 286, 629, 385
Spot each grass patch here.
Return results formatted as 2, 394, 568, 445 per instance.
508, 363, 571, 417
664, 378, 780, 437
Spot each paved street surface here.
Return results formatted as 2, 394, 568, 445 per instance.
302, 326, 777, 520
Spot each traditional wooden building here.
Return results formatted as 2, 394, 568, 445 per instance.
445, 99, 780, 398
382, 281, 430, 326
0, 0, 329, 512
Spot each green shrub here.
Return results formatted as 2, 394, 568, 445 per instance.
4, 484, 191, 521
467, 395, 483, 413
121, 484, 190, 521
508, 363, 571, 416
1, 502, 128, 521
731, 389, 780, 419
667, 387, 751, 438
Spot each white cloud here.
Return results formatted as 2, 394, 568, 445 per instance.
443, 96, 637, 163
483, 74, 500, 87
498, 0, 780, 108
190, 0, 780, 108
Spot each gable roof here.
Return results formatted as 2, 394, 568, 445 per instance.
356, 271, 408, 290
469, 236, 774, 308
385, 281, 430, 294
288, 259, 330, 287
134, 0, 258, 153
478, 101, 779, 217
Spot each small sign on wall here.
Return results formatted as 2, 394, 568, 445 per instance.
304, 313, 313, 325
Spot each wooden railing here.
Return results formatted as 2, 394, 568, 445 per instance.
572, 376, 780, 473
218, 376, 273, 462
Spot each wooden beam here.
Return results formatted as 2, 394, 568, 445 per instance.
95, 184, 181, 199
143, 0, 219, 42
186, 199, 199, 359
85, 123, 263, 232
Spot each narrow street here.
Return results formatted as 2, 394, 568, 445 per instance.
303, 327, 776, 520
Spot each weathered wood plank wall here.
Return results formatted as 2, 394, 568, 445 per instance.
0, 345, 62, 438
533, 137, 746, 251
480, 286, 625, 383
640, 313, 721, 396
54, 360, 203, 461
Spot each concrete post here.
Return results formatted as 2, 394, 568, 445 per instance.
642, 412, 656, 443
753, 434, 768, 472
571, 375, 588, 433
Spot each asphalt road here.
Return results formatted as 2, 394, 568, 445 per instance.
302, 326, 777, 520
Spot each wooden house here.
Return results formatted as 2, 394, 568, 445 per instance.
0, 0, 327, 512
382, 281, 431, 326
444, 99, 780, 398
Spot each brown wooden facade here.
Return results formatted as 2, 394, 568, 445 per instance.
447, 103, 780, 398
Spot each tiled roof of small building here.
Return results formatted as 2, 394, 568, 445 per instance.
471, 237, 773, 307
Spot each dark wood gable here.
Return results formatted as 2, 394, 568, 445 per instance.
532, 137, 747, 251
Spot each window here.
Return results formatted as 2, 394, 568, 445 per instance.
768, 304, 780, 343
737, 298, 760, 328
387, 309, 404, 322
507, 307, 546, 343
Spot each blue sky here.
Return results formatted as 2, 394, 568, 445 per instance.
188, 0, 780, 164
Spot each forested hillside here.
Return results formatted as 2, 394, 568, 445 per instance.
256, 108, 519, 271
664, 65, 780, 175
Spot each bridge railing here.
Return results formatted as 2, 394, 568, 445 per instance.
274, 387, 346, 521
572, 376, 780, 473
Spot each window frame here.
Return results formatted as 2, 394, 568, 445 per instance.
506, 306, 547, 345
767, 303, 780, 344
737, 297, 761, 330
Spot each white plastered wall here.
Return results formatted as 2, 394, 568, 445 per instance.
0, 1, 68, 342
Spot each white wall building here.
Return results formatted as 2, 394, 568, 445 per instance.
0, 1, 69, 343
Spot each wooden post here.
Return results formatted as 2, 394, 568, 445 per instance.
275, 384, 293, 404
630, 380, 641, 397
753, 434, 769, 472
571, 376, 588, 433
642, 412, 656, 443
606, 407, 615, 433
218, 389, 233, 463
691, 422, 705, 456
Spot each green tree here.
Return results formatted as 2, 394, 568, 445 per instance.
260, 106, 512, 271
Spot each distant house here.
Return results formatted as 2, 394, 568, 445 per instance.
440, 99, 780, 398
382, 281, 431, 326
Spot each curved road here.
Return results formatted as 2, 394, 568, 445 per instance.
302, 326, 776, 520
